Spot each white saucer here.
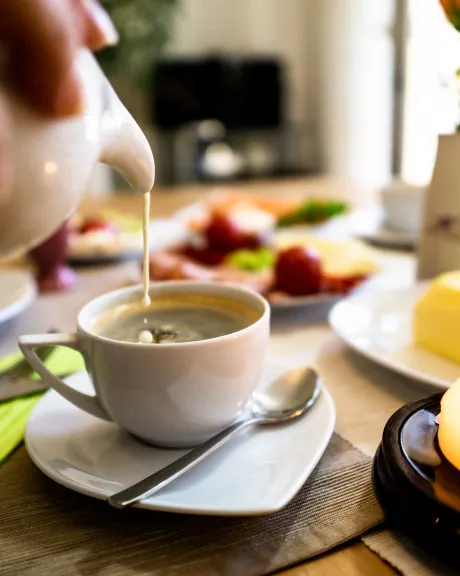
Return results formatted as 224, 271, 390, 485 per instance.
25, 359, 335, 516
0, 269, 35, 325
357, 225, 418, 251
329, 282, 459, 389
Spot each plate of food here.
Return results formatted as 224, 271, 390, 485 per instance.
147, 193, 380, 308
68, 209, 144, 263
329, 272, 460, 389
177, 192, 349, 231
68, 209, 186, 264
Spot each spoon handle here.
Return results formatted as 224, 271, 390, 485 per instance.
107, 416, 261, 509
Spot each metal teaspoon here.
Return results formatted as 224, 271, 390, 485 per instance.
107, 367, 321, 509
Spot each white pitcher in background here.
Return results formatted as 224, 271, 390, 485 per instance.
418, 133, 460, 280
0, 50, 155, 259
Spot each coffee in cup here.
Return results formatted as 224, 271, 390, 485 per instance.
90, 293, 261, 344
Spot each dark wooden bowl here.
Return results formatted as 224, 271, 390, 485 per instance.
373, 394, 460, 565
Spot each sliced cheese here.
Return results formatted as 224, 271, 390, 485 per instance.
414, 272, 460, 364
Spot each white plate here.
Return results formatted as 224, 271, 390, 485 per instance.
0, 269, 35, 325
329, 282, 460, 389
68, 219, 187, 264
25, 359, 335, 516
68, 232, 143, 263
357, 225, 418, 251
269, 293, 341, 310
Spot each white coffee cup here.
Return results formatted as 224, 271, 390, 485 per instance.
381, 179, 426, 234
19, 281, 270, 448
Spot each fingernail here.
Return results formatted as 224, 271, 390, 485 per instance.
54, 73, 85, 117
85, 0, 119, 46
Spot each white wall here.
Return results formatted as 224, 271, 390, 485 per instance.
165, 0, 396, 186
401, 0, 460, 186
167, 0, 318, 125
317, 0, 395, 187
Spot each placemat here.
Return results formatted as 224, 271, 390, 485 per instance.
363, 529, 459, 576
0, 433, 383, 576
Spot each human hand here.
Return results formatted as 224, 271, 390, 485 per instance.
0, 0, 118, 189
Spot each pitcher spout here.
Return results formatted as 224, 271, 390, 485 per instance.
99, 85, 155, 193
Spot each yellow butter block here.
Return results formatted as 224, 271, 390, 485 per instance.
414, 272, 460, 364
438, 378, 460, 471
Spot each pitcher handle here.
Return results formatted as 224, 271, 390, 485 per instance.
18, 333, 111, 421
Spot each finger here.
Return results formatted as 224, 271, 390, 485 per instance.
0, 93, 10, 200
0, 0, 84, 116
81, 0, 119, 50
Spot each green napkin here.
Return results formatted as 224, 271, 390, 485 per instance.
0, 348, 84, 464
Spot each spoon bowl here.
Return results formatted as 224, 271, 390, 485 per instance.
108, 367, 321, 509
251, 367, 321, 423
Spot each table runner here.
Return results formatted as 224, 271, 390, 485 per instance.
0, 434, 383, 576
363, 529, 458, 576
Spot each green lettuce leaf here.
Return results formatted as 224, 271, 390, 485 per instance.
226, 247, 275, 271
277, 200, 348, 227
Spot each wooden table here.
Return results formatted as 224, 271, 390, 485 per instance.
6, 177, 396, 575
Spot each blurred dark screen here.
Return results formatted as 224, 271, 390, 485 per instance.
153, 55, 283, 130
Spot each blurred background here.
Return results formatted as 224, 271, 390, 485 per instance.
90, 0, 460, 193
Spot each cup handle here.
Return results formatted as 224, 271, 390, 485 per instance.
18, 333, 111, 421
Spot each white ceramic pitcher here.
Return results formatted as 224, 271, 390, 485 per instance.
0, 50, 155, 259
418, 133, 460, 279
